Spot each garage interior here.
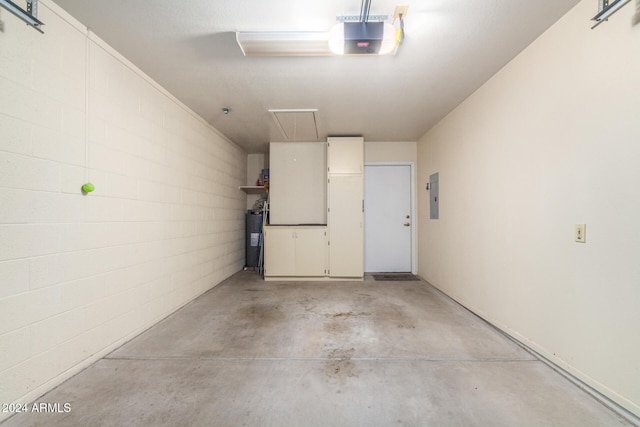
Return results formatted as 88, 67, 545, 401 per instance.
0, 272, 632, 425
0, 0, 639, 425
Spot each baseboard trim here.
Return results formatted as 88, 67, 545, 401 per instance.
424, 281, 640, 426
0, 276, 230, 424
518, 340, 640, 426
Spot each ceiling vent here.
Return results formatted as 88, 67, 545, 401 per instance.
268, 109, 319, 141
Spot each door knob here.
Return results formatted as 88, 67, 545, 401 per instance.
404, 222, 411, 227
406, 215, 410, 219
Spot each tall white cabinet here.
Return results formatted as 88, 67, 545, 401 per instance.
327, 137, 364, 278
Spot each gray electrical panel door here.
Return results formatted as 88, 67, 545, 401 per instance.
429, 172, 439, 220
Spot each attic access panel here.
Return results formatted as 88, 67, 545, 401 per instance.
269, 109, 319, 141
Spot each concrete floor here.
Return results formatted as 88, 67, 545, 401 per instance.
3, 271, 632, 426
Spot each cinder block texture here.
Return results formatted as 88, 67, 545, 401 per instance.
0, 1, 246, 415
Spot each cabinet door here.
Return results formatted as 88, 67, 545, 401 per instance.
327, 137, 363, 174
269, 142, 327, 225
295, 227, 327, 276
328, 175, 364, 277
264, 227, 295, 277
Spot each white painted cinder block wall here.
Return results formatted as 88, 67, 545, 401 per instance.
417, 0, 640, 419
0, 1, 246, 416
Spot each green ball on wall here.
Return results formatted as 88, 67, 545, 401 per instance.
82, 183, 95, 193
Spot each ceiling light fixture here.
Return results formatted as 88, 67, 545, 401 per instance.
236, 32, 332, 56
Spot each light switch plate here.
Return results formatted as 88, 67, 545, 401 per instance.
394, 5, 409, 19
575, 224, 586, 243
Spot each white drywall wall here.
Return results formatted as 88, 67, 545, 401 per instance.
364, 141, 417, 163
418, 0, 640, 418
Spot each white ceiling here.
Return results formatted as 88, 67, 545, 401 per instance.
52, 0, 581, 153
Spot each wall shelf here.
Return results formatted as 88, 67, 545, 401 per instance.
239, 185, 267, 194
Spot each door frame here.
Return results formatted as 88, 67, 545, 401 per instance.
364, 162, 417, 274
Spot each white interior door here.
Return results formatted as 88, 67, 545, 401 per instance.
364, 165, 412, 272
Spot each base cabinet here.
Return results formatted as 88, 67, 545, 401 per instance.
264, 226, 327, 277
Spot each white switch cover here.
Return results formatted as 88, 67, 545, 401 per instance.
575, 224, 586, 243
394, 5, 409, 19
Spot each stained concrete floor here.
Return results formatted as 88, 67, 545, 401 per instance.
3, 271, 633, 426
